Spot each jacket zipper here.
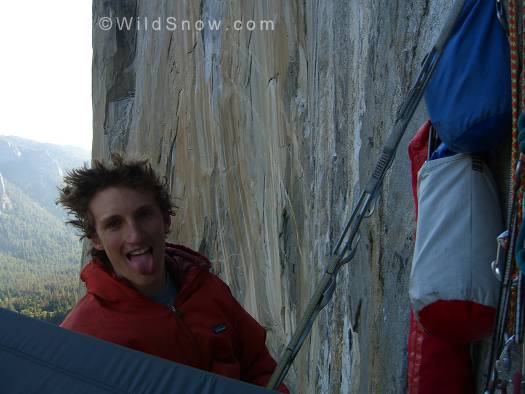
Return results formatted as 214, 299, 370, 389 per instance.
166, 304, 206, 367
166, 304, 183, 317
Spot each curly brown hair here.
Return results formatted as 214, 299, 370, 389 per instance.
57, 153, 175, 243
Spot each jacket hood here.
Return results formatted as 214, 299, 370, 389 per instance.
81, 243, 212, 304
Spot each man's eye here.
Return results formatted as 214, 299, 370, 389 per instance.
105, 220, 121, 229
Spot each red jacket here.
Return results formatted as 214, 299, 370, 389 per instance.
61, 244, 288, 392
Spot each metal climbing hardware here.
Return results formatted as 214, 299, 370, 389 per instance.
485, 0, 525, 390
492, 231, 510, 282
485, 149, 525, 393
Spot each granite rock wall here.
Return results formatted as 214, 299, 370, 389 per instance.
92, 1, 452, 392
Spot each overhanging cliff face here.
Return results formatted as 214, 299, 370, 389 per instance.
92, 1, 451, 392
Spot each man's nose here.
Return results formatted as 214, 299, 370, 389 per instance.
125, 220, 144, 243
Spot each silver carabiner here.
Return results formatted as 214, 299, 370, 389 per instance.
496, 335, 516, 374
491, 230, 510, 281
365, 196, 377, 218
341, 234, 361, 265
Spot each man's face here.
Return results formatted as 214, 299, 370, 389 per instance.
89, 186, 170, 295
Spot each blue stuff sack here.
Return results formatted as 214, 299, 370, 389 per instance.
424, 0, 511, 153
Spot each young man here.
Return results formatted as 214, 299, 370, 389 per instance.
58, 154, 287, 392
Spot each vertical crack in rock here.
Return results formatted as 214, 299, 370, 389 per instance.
94, 0, 138, 156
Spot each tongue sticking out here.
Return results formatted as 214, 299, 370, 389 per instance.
128, 251, 155, 275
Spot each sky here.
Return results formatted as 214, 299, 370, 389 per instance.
0, 1, 92, 152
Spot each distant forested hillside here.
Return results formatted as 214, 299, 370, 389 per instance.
0, 135, 90, 219
0, 180, 81, 264
0, 136, 89, 324
0, 252, 80, 324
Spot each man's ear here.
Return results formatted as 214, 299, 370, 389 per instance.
90, 234, 104, 251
